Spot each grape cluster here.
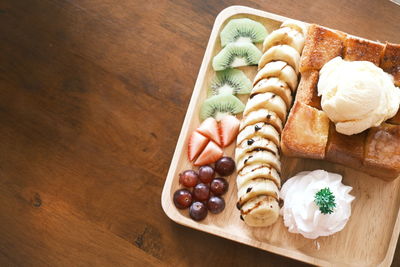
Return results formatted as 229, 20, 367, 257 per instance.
173, 157, 235, 221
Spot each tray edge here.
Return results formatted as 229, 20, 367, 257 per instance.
160, 5, 400, 267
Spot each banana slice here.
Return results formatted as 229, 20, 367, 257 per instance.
280, 19, 308, 37
237, 164, 281, 188
258, 45, 300, 73
262, 27, 305, 53
236, 122, 280, 147
236, 149, 281, 173
242, 92, 287, 121
252, 78, 293, 107
240, 195, 280, 227
235, 136, 279, 162
253, 61, 298, 91
237, 178, 279, 206
240, 108, 283, 133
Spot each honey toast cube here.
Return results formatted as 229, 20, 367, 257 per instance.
326, 122, 367, 169
299, 24, 345, 73
281, 101, 329, 159
295, 71, 321, 110
380, 42, 400, 86
364, 123, 400, 180
284, 23, 400, 181
343, 37, 384, 66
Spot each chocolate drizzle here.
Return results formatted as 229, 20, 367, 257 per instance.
249, 147, 276, 156
238, 164, 269, 176
243, 155, 253, 165
267, 149, 277, 156
249, 92, 259, 99
241, 198, 264, 215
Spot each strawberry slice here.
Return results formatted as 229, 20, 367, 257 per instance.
194, 141, 223, 166
219, 115, 240, 147
187, 131, 209, 161
196, 117, 221, 146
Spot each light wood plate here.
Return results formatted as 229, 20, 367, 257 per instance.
161, 6, 400, 266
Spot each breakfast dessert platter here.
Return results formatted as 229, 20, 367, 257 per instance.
161, 6, 400, 266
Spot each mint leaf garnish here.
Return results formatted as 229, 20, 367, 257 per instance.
314, 187, 336, 215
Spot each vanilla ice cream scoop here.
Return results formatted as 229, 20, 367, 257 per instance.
318, 57, 400, 135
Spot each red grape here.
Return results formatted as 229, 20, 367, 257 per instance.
207, 196, 225, 214
193, 183, 210, 201
215, 157, 235, 176
179, 170, 199, 188
210, 178, 229, 195
173, 189, 192, 209
189, 201, 208, 221
198, 165, 215, 184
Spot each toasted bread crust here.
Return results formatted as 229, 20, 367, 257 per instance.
294, 71, 321, 110
380, 42, 400, 86
344, 37, 384, 65
364, 124, 400, 174
299, 24, 345, 72
281, 101, 329, 159
325, 122, 367, 169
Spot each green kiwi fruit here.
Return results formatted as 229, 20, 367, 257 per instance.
212, 42, 262, 71
200, 93, 245, 121
220, 18, 268, 47
208, 69, 252, 97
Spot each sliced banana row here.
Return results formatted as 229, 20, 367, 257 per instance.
235, 20, 307, 227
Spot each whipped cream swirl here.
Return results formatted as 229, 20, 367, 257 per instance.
280, 170, 355, 239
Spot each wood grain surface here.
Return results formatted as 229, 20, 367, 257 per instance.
0, 0, 399, 266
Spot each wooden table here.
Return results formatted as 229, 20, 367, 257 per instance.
1, 0, 399, 266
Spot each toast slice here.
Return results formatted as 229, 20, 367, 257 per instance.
325, 122, 367, 169
281, 101, 330, 159
294, 70, 321, 110
343, 36, 385, 65
380, 42, 400, 86
299, 24, 345, 72
363, 124, 400, 180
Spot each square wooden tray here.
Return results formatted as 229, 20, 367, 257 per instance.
161, 6, 400, 266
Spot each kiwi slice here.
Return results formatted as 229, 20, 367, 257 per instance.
200, 93, 245, 121
208, 69, 252, 97
220, 18, 268, 47
212, 42, 262, 71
